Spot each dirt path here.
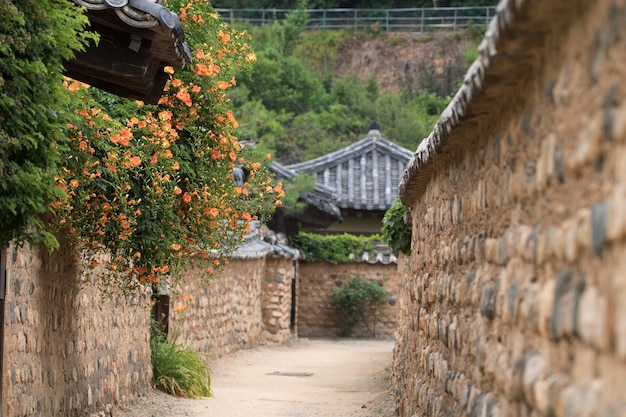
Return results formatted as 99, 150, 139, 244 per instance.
115, 338, 395, 417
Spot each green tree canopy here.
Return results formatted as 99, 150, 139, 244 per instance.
0, 0, 96, 249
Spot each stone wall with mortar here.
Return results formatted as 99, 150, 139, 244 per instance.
3, 242, 152, 417
261, 257, 296, 344
393, 1, 626, 416
171, 258, 266, 358
297, 262, 400, 338
170, 256, 296, 358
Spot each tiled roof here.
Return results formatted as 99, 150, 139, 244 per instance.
287, 127, 413, 211
67, 0, 192, 102
269, 163, 343, 221
231, 221, 300, 260
348, 242, 398, 265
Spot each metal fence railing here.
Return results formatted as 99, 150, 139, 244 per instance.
214, 7, 496, 33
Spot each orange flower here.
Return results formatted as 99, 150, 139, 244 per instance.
265, 153, 272, 160
171, 243, 181, 251
227, 110, 238, 127
110, 134, 120, 144
158, 111, 173, 121
218, 30, 230, 44
209, 208, 218, 217
245, 53, 257, 64
182, 193, 192, 203
192, 85, 201, 93
216, 81, 229, 90
176, 90, 192, 106
164, 66, 174, 74
196, 49, 205, 59
171, 79, 182, 88
195, 64, 212, 77
129, 156, 141, 167
119, 137, 130, 146
174, 187, 182, 195
151, 154, 158, 164
69, 179, 79, 188
171, 162, 180, 170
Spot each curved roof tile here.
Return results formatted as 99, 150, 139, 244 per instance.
287, 128, 413, 211
270, 162, 343, 221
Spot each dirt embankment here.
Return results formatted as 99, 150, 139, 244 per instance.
308, 31, 475, 97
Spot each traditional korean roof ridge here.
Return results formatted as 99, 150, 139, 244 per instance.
348, 241, 398, 265
73, 0, 192, 66
269, 162, 343, 221
286, 126, 414, 211
399, 0, 579, 206
67, 0, 192, 102
231, 221, 300, 260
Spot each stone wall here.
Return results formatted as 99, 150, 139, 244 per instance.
3, 242, 152, 417
394, 1, 626, 416
171, 258, 266, 358
170, 256, 296, 358
298, 262, 400, 338
261, 257, 295, 344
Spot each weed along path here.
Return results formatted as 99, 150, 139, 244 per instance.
116, 338, 395, 417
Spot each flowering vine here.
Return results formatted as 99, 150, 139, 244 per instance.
55, 1, 283, 296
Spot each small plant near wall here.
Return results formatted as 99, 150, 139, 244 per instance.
382, 199, 412, 256
151, 297, 212, 398
329, 277, 390, 337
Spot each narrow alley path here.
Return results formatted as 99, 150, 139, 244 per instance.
116, 338, 395, 417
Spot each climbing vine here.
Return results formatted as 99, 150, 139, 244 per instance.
53, 0, 282, 294
1, 0, 282, 296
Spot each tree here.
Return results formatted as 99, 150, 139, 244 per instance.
0, 0, 96, 249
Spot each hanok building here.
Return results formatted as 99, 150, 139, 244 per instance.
286, 122, 414, 235
66, 0, 192, 103
267, 162, 343, 236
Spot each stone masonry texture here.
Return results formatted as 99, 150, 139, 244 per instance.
298, 261, 401, 338
3, 243, 297, 416
393, 1, 626, 416
4, 242, 152, 417
170, 256, 296, 358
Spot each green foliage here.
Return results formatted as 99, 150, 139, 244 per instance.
381, 199, 411, 256
151, 322, 212, 398
461, 20, 486, 68
329, 277, 390, 337
0, 0, 96, 249
279, 172, 317, 214
228, 10, 460, 164
291, 232, 380, 263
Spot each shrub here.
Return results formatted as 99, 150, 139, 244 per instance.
381, 198, 411, 256
290, 232, 379, 264
329, 277, 390, 337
